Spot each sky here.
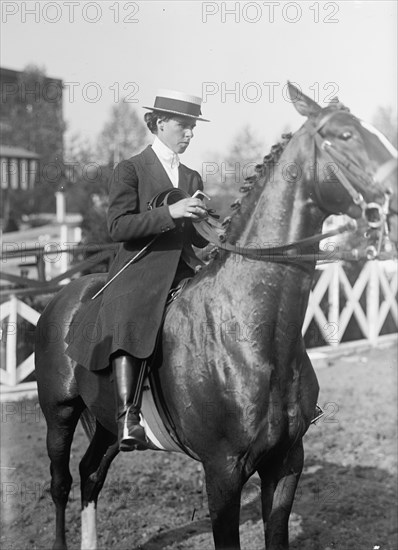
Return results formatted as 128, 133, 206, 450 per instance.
1, 0, 397, 172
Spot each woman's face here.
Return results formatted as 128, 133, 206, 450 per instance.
157, 116, 196, 154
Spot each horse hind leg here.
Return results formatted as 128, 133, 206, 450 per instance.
45, 397, 86, 550
203, 460, 245, 550
257, 440, 304, 550
79, 421, 119, 550
256, 457, 277, 541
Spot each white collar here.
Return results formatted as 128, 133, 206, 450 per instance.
152, 136, 180, 168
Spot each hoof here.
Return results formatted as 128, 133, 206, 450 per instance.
52, 541, 67, 550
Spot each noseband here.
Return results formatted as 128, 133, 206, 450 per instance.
305, 110, 397, 257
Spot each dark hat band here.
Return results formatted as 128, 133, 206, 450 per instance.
153, 96, 202, 117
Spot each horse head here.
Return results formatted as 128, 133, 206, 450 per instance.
288, 82, 398, 251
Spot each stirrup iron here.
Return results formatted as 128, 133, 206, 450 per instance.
311, 403, 325, 425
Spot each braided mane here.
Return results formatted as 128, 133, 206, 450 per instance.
224, 133, 293, 244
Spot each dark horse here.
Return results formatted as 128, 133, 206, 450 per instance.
35, 84, 397, 550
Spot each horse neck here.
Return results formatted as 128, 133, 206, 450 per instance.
216, 127, 325, 329
236, 127, 323, 248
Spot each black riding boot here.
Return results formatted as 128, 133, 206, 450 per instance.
112, 355, 148, 451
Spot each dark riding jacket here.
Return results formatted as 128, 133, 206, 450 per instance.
65, 145, 207, 371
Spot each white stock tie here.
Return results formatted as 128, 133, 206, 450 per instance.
171, 153, 180, 169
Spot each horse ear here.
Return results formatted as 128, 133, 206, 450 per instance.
330, 96, 350, 111
287, 81, 321, 118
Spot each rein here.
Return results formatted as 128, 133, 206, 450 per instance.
93, 112, 396, 298
152, 110, 395, 264
205, 109, 395, 262
150, 188, 356, 263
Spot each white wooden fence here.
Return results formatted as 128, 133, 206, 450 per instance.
303, 260, 397, 346
0, 260, 397, 399
0, 295, 40, 386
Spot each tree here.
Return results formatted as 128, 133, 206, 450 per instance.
203, 125, 266, 219
226, 124, 266, 169
64, 135, 113, 272
64, 132, 103, 216
65, 131, 96, 165
64, 132, 111, 243
2, 64, 65, 167
97, 102, 149, 165
63, 104, 149, 262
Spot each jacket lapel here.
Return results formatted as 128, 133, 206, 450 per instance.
140, 145, 193, 196
140, 145, 174, 191
178, 163, 192, 194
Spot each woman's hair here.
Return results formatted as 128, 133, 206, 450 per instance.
144, 111, 171, 134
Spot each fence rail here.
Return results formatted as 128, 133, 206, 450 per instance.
1, 251, 397, 396
1, 242, 116, 394
0, 295, 39, 386
1, 242, 117, 291
303, 261, 397, 346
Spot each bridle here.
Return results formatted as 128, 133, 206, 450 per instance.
156, 110, 396, 264
305, 109, 397, 258
307, 110, 395, 218
145, 111, 396, 266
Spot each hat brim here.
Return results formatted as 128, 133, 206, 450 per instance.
142, 106, 210, 122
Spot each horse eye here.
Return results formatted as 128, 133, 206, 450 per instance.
340, 131, 352, 140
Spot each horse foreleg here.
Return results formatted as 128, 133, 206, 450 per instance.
265, 440, 304, 550
203, 461, 244, 550
46, 400, 85, 550
79, 422, 119, 550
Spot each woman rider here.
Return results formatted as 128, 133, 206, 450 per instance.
65, 90, 209, 450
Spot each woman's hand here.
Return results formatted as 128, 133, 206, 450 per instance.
168, 198, 208, 220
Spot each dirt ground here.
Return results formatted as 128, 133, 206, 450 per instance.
1, 341, 397, 550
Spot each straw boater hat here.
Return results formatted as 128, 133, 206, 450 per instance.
143, 89, 210, 122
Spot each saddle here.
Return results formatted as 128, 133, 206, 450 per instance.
134, 190, 219, 456
139, 277, 200, 459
